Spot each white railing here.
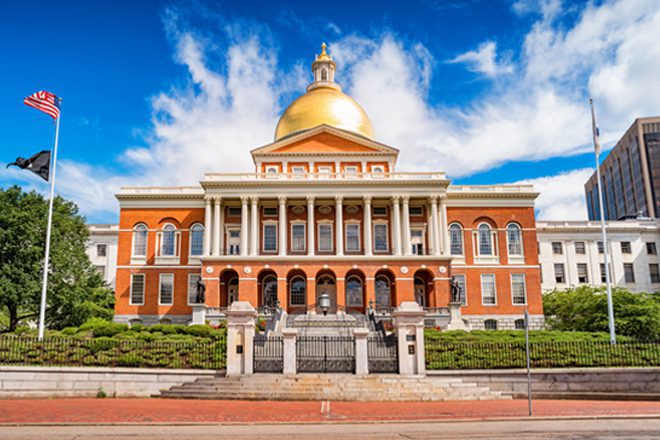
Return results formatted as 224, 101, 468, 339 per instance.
203, 171, 447, 182
448, 184, 536, 193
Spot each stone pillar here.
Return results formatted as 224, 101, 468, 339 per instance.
307, 196, 315, 255
440, 197, 449, 255
278, 196, 287, 256
392, 196, 402, 256
250, 197, 259, 256
354, 328, 369, 375
282, 328, 298, 375
335, 196, 344, 256
430, 196, 440, 256
401, 196, 411, 256
363, 196, 372, 256
191, 304, 207, 325
393, 301, 426, 376
203, 197, 212, 256
225, 301, 258, 376
240, 197, 249, 256
212, 197, 221, 256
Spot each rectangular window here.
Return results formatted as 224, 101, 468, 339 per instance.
372, 206, 388, 216
600, 263, 607, 282
650, 264, 660, 283
344, 166, 358, 176
598, 241, 604, 254
263, 224, 277, 252
228, 207, 242, 217
511, 274, 526, 305
318, 224, 333, 252
263, 207, 277, 217
577, 263, 589, 283
374, 223, 389, 252
481, 274, 496, 305
95, 265, 105, 276
647, 242, 657, 255
453, 274, 467, 305
292, 166, 305, 175
188, 274, 202, 304
345, 223, 360, 252
318, 166, 331, 176
130, 274, 145, 305
624, 263, 635, 283
554, 263, 565, 283
96, 244, 107, 257
551, 242, 563, 254
291, 223, 306, 252
574, 241, 586, 254
620, 241, 632, 254
409, 206, 423, 216
159, 274, 174, 305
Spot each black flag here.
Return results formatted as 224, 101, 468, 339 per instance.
6, 150, 51, 181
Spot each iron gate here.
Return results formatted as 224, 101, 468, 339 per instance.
253, 335, 284, 373
296, 336, 355, 373
368, 334, 399, 373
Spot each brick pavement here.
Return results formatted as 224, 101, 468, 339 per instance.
0, 399, 658, 425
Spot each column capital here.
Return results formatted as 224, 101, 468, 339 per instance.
391, 195, 401, 203
428, 195, 439, 205
240, 196, 250, 203
401, 195, 410, 204
204, 196, 213, 203
278, 195, 287, 204
363, 195, 372, 204
213, 195, 222, 203
306, 195, 315, 204
335, 196, 344, 204
250, 196, 259, 205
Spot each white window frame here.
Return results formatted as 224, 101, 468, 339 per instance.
317, 166, 332, 178
577, 263, 589, 284
291, 166, 306, 179
262, 221, 278, 253
158, 273, 174, 306
506, 223, 524, 262
187, 273, 202, 305
317, 221, 334, 252
449, 223, 464, 257
188, 223, 205, 260
480, 273, 497, 306
410, 225, 426, 255
345, 221, 361, 252
289, 275, 307, 306
96, 244, 107, 257
265, 165, 279, 177
131, 223, 148, 261
291, 221, 306, 252
473, 223, 498, 263
155, 223, 180, 265
262, 206, 278, 217
510, 273, 527, 305
373, 221, 389, 253
130, 273, 145, 306
344, 166, 358, 178
225, 225, 241, 255
371, 165, 385, 174
372, 206, 388, 217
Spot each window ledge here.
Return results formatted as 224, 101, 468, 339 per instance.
507, 256, 525, 265
474, 256, 500, 264
130, 256, 147, 265
155, 256, 180, 265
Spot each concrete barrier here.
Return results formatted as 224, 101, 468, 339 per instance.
0, 366, 222, 398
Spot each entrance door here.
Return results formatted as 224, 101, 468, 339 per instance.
226, 228, 241, 255
414, 277, 426, 307
315, 276, 336, 314
411, 228, 425, 255
227, 277, 238, 305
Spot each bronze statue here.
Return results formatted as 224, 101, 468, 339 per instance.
450, 276, 461, 303
195, 278, 206, 304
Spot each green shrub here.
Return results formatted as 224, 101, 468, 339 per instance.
185, 325, 214, 338
79, 318, 128, 338
61, 327, 77, 336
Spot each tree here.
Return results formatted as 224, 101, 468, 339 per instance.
543, 285, 660, 340
0, 186, 114, 332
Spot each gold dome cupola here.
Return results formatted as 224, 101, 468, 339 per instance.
274, 43, 374, 141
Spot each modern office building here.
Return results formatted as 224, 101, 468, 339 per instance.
585, 117, 660, 221
86, 224, 118, 290
537, 219, 660, 293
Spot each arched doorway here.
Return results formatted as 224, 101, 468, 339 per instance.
287, 269, 307, 314
220, 269, 239, 307
258, 269, 278, 307
374, 269, 396, 310
345, 269, 366, 314
413, 269, 434, 307
315, 272, 337, 314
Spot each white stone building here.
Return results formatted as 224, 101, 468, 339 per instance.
86, 224, 118, 290
537, 219, 660, 293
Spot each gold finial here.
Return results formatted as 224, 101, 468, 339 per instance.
321, 42, 327, 54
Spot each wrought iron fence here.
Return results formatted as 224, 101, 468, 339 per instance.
0, 336, 226, 370
425, 340, 660, 370
368, 335, 398, 373
297, 336, 355, 373
253, 335, 284, 373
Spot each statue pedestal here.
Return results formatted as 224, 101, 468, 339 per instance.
191, 305, 207, 325
446, 301, 469, 331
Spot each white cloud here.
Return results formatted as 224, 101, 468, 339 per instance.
515, 168, 594, 220
449, 41, 513, 77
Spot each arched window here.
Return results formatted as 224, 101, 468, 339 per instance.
375, 276, 391, 307
478, 223, 494, 256
262, 275, 278, 307
132, 224, 148, 257
507, 223, 523, 256
190, 223, 204, 256
346, 276, 363, 307
449, 223, 463, 255
290, 276, 306, 306
321, 68, 328, 81
484, 319, 498, 330
161, 224, 176, 256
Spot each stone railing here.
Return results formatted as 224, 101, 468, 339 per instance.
203, 171, 447, 182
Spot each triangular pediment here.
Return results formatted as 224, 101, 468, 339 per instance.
251, 125, 399, 157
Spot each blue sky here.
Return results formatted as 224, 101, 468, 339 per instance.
1, 0, 659, 223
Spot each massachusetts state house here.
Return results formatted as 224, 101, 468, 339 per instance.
114, 45, 544, 330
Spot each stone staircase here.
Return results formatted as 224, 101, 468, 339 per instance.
159, 374, 511, 401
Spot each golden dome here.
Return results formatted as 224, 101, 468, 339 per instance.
274, 44, 374, 141
275, 86, 374, 140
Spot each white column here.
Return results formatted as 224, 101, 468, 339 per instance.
278, 196, 287, 256
392, 196, 402, 256
250, 197, 259, 256
307, 196, 315, 255
212, 196, 221, 256
402, 196, 411, 256
218, 199, 225, 255
440, 197, 449, 255
430, 196, 440, 256
364, 196, 372, 256
240, 197, 249, 256
427, 200, 435, 256
203, 197, 212, 256
335, 196, 344, 256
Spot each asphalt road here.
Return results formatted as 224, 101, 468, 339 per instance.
2, 418, 660, 439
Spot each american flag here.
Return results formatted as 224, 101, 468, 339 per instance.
24, 90, 61, 120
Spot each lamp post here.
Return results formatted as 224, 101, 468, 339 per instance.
319, 292, 331, 316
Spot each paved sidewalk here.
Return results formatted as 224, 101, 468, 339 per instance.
0, 399, 658, 425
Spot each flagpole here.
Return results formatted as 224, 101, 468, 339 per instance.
37, 115, 60, 340
590, 98, 616, 345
